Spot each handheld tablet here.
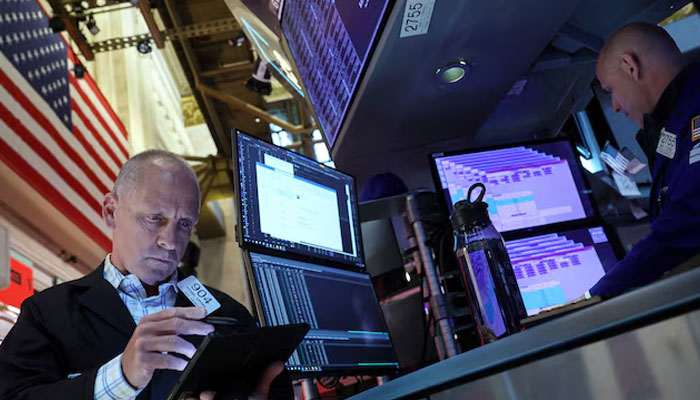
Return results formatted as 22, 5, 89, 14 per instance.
168, 323, 310, 400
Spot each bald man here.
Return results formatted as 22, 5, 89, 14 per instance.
590, 22, 700, 296
0, 150, 292, 399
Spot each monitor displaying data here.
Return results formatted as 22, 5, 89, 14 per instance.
236, 131, 364, 267
505, 226, 618, 316
281, 0, 390, 147
248, 252, 399, 374
432, 140, 595, 232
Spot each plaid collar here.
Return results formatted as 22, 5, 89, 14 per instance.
103, 254, 179, 300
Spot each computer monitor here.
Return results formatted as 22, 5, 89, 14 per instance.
247, 251, 400, 375
431, 140, 596, 233
235, 130, 364, 268
281, 0, 391, 147
505, 226, 618, 316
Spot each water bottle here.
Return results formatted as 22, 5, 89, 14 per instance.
451, 183, 525, 342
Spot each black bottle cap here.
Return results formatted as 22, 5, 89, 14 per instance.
450, 183, 491, 230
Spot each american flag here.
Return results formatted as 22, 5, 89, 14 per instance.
0, 0, 129, 252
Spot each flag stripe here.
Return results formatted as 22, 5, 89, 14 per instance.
70, 101, 124, 170
0, 101, 102, 215
0, 86, 106, 204
0, 118, 107, 235
0, 123, 111, 251
79, 74, 129, 144
65, 46, 129, 143
0, 68, 110, 198
70, 74, 129, 161
71, 120, 118, 182
69, 88, 121, 175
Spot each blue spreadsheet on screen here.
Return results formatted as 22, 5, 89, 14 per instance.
505, 226, 618, 316
432, 140, 595, 233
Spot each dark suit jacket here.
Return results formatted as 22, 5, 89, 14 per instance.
0, 264, 293, 400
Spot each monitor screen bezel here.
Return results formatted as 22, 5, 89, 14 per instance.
429, 137, 602, 238
241, 249, 401, 377
232, 129, 366, 271
279, 0, 394, 149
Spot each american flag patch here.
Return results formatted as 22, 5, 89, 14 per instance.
693, 115, 700, 142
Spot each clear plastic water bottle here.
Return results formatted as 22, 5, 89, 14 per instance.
451, 183, 525, 342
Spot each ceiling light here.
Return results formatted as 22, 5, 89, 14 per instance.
48, 15, 66, 33
86, 14, 99, 35
435, 60, 470, 84
73, 63, 86, 79
137, 39, 152, 54
245, 58, 272, 96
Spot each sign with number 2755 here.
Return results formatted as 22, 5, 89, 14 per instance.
400, 0, 436, 38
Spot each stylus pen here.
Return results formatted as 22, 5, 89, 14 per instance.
204, 317, 239, 326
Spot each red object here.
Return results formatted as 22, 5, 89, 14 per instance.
0, 0, 130, 253
0, 258, 34, 308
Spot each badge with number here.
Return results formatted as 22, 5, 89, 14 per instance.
656, 128, 677, 159
177, 275, 221, 315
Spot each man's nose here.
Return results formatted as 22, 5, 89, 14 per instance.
157, 222, 177, 250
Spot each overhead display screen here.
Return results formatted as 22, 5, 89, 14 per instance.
281, 0, 390, 146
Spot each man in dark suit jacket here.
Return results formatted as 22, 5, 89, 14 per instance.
0, 150, 292, 399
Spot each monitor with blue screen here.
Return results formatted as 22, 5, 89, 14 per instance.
431, 140, 595, 233
247, 251, 399, 375
505, 226, 618, 316
235, 130, 364, 268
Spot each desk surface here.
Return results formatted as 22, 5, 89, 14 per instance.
351, 266, 700, 400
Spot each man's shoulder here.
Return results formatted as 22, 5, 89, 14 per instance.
25, 268, 100, 307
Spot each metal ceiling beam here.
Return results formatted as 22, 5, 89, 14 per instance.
162, 0, 229, 155
138, 0, 165, 49
196, 83, 312, 135
200, 61, 252, 77
47, 0, 95, 61
89, 18, 241, 53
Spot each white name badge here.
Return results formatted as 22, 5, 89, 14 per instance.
177, 275, 221, 315
656, 128, 677, 159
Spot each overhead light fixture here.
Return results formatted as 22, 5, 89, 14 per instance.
136, 39, 152, 54
73, 63, 86, 79
86, 13, 99, 35
435, 59, 470, 85
245, 58, 272, 96
48, 15, 66, 33
228, 33, 247, 47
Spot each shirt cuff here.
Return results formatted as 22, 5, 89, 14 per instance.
94, 353, 143, 400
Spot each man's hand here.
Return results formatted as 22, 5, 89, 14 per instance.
185, 362, 285, 400
250, 362, 285, 400
121, 306, 213, 389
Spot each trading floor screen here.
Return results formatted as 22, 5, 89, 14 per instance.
505, 226, 618, 316
236, 131, 364, 267
433, 141, 595, 232
281, 0, 390, 146
249, 252, 399, 374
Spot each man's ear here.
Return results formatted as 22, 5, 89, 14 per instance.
620, 52, 641, 82
103, 192, 118, 229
